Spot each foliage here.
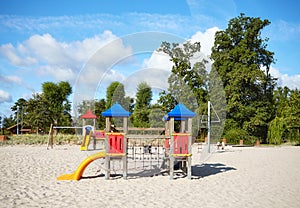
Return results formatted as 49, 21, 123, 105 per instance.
2, 115, 15, 130
211, 13, 276, 142
42, 81, 72, 126
148, 104, 166, 128
157, 40, 209, 138
157, 41, 208, 112
157, 90, 177, 113
133, 82, 152, 127
105, 81, 134, 112
9, 81, 72, 134
95, 99, 107, 130
224, 128, 256, 145
267, 117, 285, 145
25, 93, 52, 133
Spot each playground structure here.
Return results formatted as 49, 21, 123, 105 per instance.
80, 129, 105, 151
57, 102, 196, 180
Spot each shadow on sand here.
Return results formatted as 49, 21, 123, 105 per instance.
80, 163, 236, 180
192, 163, 236, 179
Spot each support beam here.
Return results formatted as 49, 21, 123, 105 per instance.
123, 117, 128, 180
207, 101, 211, 153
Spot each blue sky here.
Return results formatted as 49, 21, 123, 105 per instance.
0, 0, 300, 117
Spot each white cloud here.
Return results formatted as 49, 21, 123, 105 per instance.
142, 51, 172, 71
270, 67, 300, 89
76, 36, 133, 88
24, 34, 73, 66
37, 65, 76, 82
123, 68, 170, 97
0, 30, 126, 84
0, 43, 37, 66
190, 27, 220, 56
0, 89, 12, 103
0, 75, 22, 85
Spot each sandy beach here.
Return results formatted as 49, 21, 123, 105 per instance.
0, 144, 299, 208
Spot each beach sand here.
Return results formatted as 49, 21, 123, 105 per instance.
0, 144, 299, 208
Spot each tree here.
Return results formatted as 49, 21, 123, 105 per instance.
273, 86, 291, 117
133, 82, 152, 127
23, 81, 72, 133
2, 115, 15, 130
267, 116, 285, 144
42, 81, 72, 130
10, 98, 27, 133
95, 99, 106, 130
282, 89, 300, 143
157, 41, 208, 113
211, 13, 276, 142
105, 81, 133, 112
25, 93, 51, 133
106, 82, 125, 109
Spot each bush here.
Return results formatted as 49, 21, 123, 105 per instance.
224, 128, 256, 145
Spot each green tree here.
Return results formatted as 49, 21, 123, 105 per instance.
282, 89, 300, 143
95, 99, 106, 129
106, 82, 125, 108
42, 81, 72, 130
23, 81, 72, 133
267, 116, 286, 144
211, 13, 276, 142
157, 41, 208, 113
273, 86, 290, 118
25, 93, 51, 133
106, 81, 133, 112
10, 98, 27, 133
2, 115, 15, 131
133, 82, 152, 127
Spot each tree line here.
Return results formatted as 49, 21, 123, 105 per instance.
2, 14, 299, 144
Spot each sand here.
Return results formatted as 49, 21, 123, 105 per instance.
0, 144, 300, 208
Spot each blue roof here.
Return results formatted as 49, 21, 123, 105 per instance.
167, 103, 196, 118
101, 103, 131, 117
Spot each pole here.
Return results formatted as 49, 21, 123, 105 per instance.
17, 106, 19, 135
207, 101, 211, 153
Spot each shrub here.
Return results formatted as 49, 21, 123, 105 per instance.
225, 128, 256, 145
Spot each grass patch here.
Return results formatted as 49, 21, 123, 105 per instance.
0, 134, 81, 146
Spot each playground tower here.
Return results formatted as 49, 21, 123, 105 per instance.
165, 103, 195, 179
101, 103, 130, 180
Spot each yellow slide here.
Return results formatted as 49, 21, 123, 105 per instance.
57, 151, 106, 181
80, 132, 92, 151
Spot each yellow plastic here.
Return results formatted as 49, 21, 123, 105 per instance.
170, 153, 192, 157
57, 151, 106, 181
80, 134, 91, 151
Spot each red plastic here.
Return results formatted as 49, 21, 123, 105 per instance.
108, 134, 124, 153
174, 134, 189, 154
94, 130, 105, 139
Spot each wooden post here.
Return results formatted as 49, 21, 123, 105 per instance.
169, 117, 174, 180
180, 120, 186, 132
187, 118, 192, 179
123, 117, 128, 180
93, 118, 96, 150
105, 117, 111, 180
47, 124, 53, 150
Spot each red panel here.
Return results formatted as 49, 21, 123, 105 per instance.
94, 131, 105, 139
174, 134, 189, 154
108, 134, 124, 153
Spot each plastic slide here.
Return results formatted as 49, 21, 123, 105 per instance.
80, 133, 91, 151
57, 151, 106, 181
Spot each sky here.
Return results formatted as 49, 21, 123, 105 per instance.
0, 0, 300, 118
